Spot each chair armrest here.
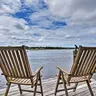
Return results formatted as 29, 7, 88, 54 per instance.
56, 66, 71, 76
32, 66, 43, 77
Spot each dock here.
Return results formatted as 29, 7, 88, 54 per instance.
0, 78, 96, 96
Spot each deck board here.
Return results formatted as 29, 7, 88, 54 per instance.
0, 78, 96, 96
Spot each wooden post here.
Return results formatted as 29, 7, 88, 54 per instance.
73, 45, 78, 63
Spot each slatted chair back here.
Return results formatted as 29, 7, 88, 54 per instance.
0, 46, 32, 78
70, 46, 96, 77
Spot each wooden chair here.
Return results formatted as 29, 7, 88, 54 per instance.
55, 46, 96, 96
0, 46, 43, 96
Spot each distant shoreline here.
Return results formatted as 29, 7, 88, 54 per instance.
25, 46, 75, 50
0, 46, 76, 50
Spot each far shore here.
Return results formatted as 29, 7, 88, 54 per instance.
25, 46, 75, 50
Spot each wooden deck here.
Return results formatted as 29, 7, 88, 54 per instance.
0, 78, 96, 96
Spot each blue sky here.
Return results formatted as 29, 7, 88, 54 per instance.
0, 0, 96, 47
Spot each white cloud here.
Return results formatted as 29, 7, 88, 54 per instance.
24, 0, 39, 6
0, 0, 96, 47
46, 0, 96, 27
0, 15, 29, 31
0, 4, 13, 13
0, 15, 96, 46
30, 9, 54, 28
0, 0, 21, 14
24, 0, 42, 10
0, 15, 31, 45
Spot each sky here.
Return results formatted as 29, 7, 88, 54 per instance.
0, 0, 96, 47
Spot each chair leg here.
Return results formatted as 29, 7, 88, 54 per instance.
5, 83, 11, 96
18, 84, 22, 94
39, 73, 43, 96
33, 76, 38, 96
55, 71, 61, 95
86, 80, 94, 96
63, 81, 68, 96
73, 83, 78, 92
61, 73, 68, 96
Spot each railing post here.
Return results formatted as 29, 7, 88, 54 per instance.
73, 45, 78, 63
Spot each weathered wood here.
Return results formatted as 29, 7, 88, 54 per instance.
86, 80, 94, 96
0, 46, 43, 96
55, 71, 61, 95
61, 72, 68, 96
0, 78, 96, 96
55, 46, 96, 96
18, 85, 22, 94
5, 83, 11, 96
